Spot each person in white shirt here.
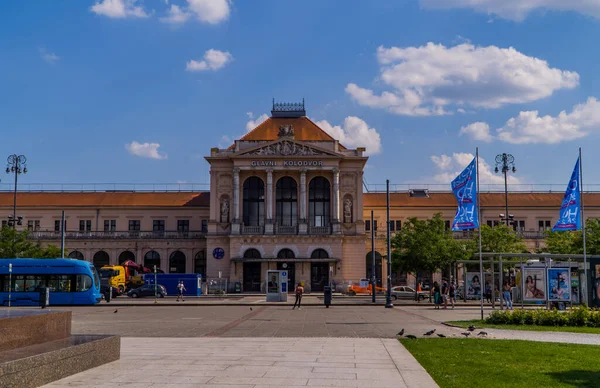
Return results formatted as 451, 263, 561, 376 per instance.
177, 281, 186, 302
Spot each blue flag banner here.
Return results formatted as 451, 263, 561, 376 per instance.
451, 157, 479, 231
553, 157, 581, 231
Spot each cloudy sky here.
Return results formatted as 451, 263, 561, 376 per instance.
1, 0, 600, 190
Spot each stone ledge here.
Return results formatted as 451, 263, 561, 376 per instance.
0, 310, 71, 352
0, 335, 120, 388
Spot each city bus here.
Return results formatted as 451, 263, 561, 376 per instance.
0, 258, 102, 306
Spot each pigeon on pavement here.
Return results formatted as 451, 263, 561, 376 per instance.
461, 332, 471, 337
477, 331, 488, 336
467, 325, 476, 331
397, 329, 405, 336
424, 329, 436, 336
250, 307, 253, 311
113, 309, 118, 314
437, 333, 446, 338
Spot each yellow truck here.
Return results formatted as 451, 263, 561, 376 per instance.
98, 260, 162, 294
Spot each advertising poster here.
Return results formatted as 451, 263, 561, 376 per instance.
466, 272, 482, 299
523, 268, 546, 301
571, 271, 579, 304
548, 268, 571, 301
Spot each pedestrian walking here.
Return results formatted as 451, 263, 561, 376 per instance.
176, 280, 186, 302
448, 282, 456, 309
432, 281, 441, 309
484, 283, 492, 303
503, 281, 513, 310
293, 282, 304, 310
442, 280, 449, 309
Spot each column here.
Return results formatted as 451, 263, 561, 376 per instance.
299, 169, 308, 234
232, 168, 240, 234
332, 168, 341, 234
333, 168, 340, 221
265, 169, 274, 234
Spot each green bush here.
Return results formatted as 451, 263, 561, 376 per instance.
485, 306, 600, 328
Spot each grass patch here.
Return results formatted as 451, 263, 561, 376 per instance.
401, 338, 600, 388
446, 319, 600, 334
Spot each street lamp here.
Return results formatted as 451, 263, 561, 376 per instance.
5, 154, 27, 229
494, 153, 516, 226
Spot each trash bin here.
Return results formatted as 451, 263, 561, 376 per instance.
39, 287, 50, 309
324, 286, 332, 308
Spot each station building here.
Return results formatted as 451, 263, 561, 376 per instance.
2, 102, 599, 292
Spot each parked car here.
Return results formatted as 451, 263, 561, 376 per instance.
127, 284, 167, 298
390, 286, 428, 301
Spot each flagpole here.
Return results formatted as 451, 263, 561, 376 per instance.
580, 147, 588, 305
477, 147, 484, 320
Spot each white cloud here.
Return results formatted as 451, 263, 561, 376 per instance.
186, 49, 233, 72
245, 113, 269, 132
315, 117, 382, 155
160, 4, 191, 24
346, 43, 579, 116
90, 0, 149, 18
431, 152, 521, 185
495, 97, 600, 144
39, 48, 59, 64
420, 0, 600, 22
125, 141, 168, 160
246, 112, 254, 119
187, 0, 231, 24
460, 122, 493, 142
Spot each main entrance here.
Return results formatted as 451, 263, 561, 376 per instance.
277, 262, 295, 292
311, 262, 330, 292
243, 262, 261, 292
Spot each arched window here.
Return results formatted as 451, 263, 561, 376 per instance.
68, 250, 84, 260
309, 177, 330, 227
243, 177, 265, 226
194, 250, 206, 276
93, 251, 110, 268
144, 250, 161, 270
311, 249, 329, 259
277, 249, 295, 259
169, 251, 186, 273
118, 251, 135, 264
243, 248, 261, 259
276, 177, 297, 226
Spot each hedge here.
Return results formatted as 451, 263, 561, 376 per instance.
485, 306, 600, 328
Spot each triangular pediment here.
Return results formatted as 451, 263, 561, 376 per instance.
235, 139, 341, 157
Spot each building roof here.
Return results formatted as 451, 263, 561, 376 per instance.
231, 116, 347, 150
0, 192, 210, 208
362, 192, 593, 208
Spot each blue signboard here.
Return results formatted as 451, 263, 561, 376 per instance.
213, 247, 225, 259
451, 157, 479, 231
553, 157, 581, 231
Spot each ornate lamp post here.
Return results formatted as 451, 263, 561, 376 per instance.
6, 155, 27, 229
494, 153, 516, 226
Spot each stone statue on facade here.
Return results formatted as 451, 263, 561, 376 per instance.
278, 125, 294, 137
249, 140, 322, 156
344, 198, 352, 223
221, 198, 229, 223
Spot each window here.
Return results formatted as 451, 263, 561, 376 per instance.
104, 220, 116, 232
389, 220, 402, 231
243, 249, 261, 259
309, 177, 330, 227
2, 220, 7, 228
75, 275, 93, 292
276, 177, 298, 226
129, 220, 141, 232
169, 251, 186, 273
54, 220, 66, 232
177, 220, 189, 232
487, 220, 500, 227
243, 177, 265, 226
201, 219, 208, 233
311, 249, 329, 259
396, 220, 401, 231
68, 250, 84, 260
539, 220, 552, 231
389, 221, 395, 231
27, 220, 40, 231
144, 250, 161, 270
277, 249, 295, 259
153, 220, 165, 232
513, 220, 525, 232
444, 220, 451, 230
194, 250, 206, 276
374, 220, 378, 231
365, 220, 371, 231
79, 220, 92, 232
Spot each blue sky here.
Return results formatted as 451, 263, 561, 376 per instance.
2, 0, 600, 191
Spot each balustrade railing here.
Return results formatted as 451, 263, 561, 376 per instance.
27, 230, 205, 240
241, 225, 264, 235
276, 224, 297, 235
309, 225, 331, 235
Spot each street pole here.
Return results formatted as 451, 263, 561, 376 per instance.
8, 263, 12, 307
154, 265, 158, 304
371, 210, 375, 303
503, 169, 509, 226
385, 179, 393, 308
60, 211, 65, 258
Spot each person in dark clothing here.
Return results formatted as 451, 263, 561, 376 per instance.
432, 281, 441, 309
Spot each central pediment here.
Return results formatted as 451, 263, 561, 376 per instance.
235, 139, 340, 158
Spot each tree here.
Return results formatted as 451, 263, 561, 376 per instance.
391, 213, 471, 290
0, 226, 64, 259
544, 218, 600, 255
476, 224, 527, 254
